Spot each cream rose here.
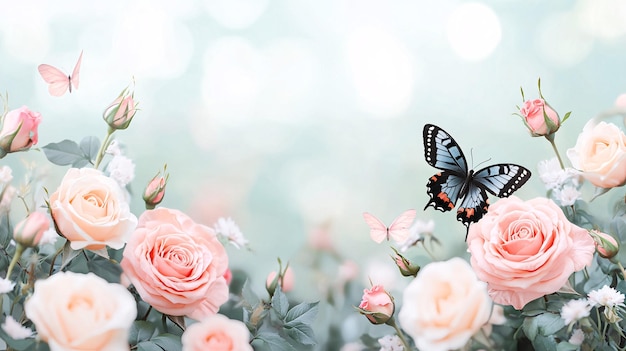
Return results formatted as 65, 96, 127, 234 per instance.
24, 272, 136, 351
181, 314, 253, 351
120, 207, 229, 321
467, 196, 595, 310
567, 120, 626, 188
398, 258, 492, 351
49, 168, 137, 250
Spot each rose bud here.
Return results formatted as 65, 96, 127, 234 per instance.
391, 247, 420, 277
357, 285, 394, 325
266, 266, 294, 295
143, 165, 169, 210
13, 212, 50, 248
103, 84, 137, 130
518, 98, 560, 137
589, 229, 619, 259
0, 106, 42, 157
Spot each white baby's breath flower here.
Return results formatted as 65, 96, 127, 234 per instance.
0, 185, 16, 213
537, 158, 580, 190
105, 139, 122, 156
378, 334, 404, 351
399, 219, 434, 252
568, 328, 584, 345
39, 228, 59, 246
560, 299, 591, 325
553, 185, 581, 206
0, 277, 15, 294
588, 285, 625, 308
1, 316, 32, 340
0, 166, 13, 184
214, 217, 248, 249
107, 155, 135, 187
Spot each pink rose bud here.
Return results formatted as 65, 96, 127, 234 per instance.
391, 248, 420, 277
589, 230, 619, 259
13, 212, 50, 247
223, 268, 233, 285
266, 266, 294, 295
103, 84, 137, 130
0, 106, 42, 157
519, 98, 560, 137
357, 285, 394, 324
143, 165, 169, 210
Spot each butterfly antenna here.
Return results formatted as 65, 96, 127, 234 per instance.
474, 157, 492, 170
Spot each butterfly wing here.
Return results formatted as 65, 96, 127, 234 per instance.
38, 64, 70, 97
363, 212, 388, 243
423, 124, 469, 212
456, 164, 532, 227
387, 209, 417, 243
70, 51, 83, 92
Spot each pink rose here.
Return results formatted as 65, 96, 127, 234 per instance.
589, 229, 619, 259
142, 165, 168, 209
24, 272, 136, 351
181, 314, 253, 351
266, 266, 295, 293
49, 168, 137, 250
467, 196, 595, 309
398, 258, 492, 351
13, 212, 49, 247
566, 120, 626, 189
519, 99, 559, 136
358, 285, 394, 324
103, 84, 137, 130
0, 106, 41, 154
120, 207, 229, 320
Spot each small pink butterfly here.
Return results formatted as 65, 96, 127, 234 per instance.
363, 209, 417, 244
38, 51, 83, 97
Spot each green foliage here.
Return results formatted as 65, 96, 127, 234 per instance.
41, 136, 100, 167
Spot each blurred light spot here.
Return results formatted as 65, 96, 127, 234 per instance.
202, 37, 261, 126
292, 174, 347, 223
344, 27, 414, 117
576, 0, 626, 40
615, 93, 626, 108
260, 39, 319, 122
188, 104, 217, 151
364, 259, 400, 291
446, 2, 501, 61
1, 3, 50, 62
203, 0, 269, 29
113, 3, 193, 78
537, 12, 593, 67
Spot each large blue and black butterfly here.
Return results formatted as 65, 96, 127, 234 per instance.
423, 124, 531, 231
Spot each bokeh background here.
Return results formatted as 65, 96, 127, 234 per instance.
1, 0, 626, 332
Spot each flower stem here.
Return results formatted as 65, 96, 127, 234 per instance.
545, 134, 565, 169
6, 243, 24, 279
94, 128, 115, 170
617, 261, 626, 280
386, 317, 411, 350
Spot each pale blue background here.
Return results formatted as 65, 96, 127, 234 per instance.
1, 0, 625, 300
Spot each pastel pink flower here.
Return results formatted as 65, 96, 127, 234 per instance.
120, 207, 229, 320
181, 314, 252, 351
0, 106, 41, 153
467, 196, 595, 309
13, 212, 49, 247
266, 267, 295, 292
358, 285, 394, 324
519, 99, 559, 136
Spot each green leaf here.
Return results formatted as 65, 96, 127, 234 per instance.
79, 136, 100, 163
531, 334, 558, 351
284, 301, 319, 326
242, 279, 260, 308
151, 334, 182, 350
42, 140, 86, 166
129, 321, 158, 344
561, 111, 572, 124
284, 322, 316, 345
60, 241, 81, 270
271, 286, 289, 319
253, 332, 298, 351
87, 256, 122, 283
136, 341, 166, 351
535, 313, 565, 336
522, 316, 539, 340
556, 341, 581, 351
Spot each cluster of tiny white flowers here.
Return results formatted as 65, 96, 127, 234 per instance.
213, 217, 248, 249
105, 140, 135, 187
399, 219, 435, 252
0, 277, 15, 294
1, 316, 32, 340
378, 334, 404, 351
560, 299, 591, 325
537, 157, 582, 206
561, 286, 626, 327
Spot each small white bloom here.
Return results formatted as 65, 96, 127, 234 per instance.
537, 158, 580, 190
568, 328, 584, 345
107, 155, 135, 187
105, 139, 122, 156
1, 316, 32, 340
0, 166, 12, 184
0, 185, 16, 213
560, 299, 591, 325
553, 185, 581, 206
0, 278, 15, 294
399, 219, 434, 252
213, 217, 248, 249
378, 334, 404, 351
588, 285, 625, 308
39, 228, 59, 246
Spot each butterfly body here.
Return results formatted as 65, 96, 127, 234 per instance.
423, 124, 531, 227
38, 51, 83, 97
363, 210, 416, 244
